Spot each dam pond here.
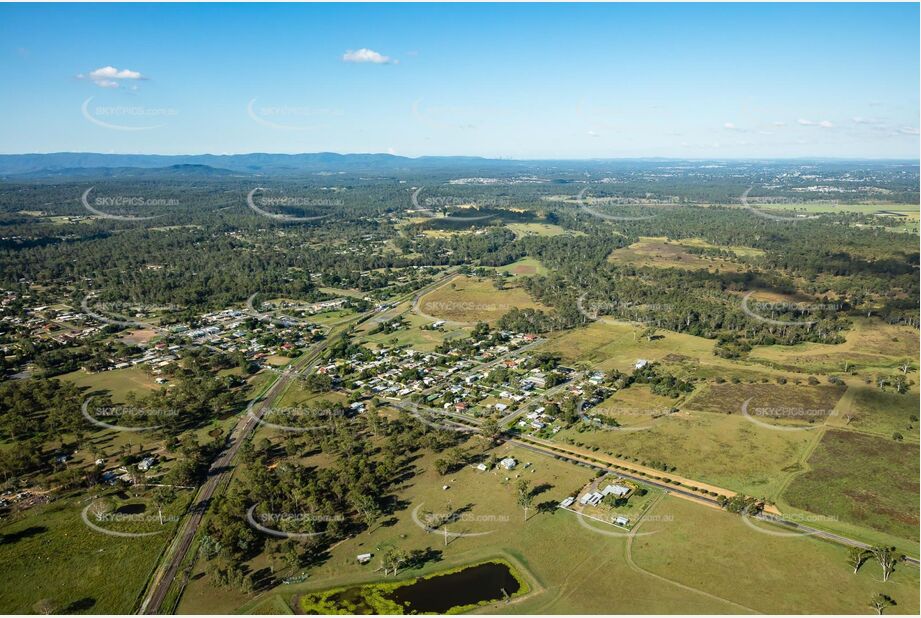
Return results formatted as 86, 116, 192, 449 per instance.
298, 560, 526, 614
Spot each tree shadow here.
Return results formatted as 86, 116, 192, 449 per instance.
62, 597, 96, 613
0, 526, 47, 544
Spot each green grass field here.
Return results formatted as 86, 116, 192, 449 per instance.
59, 366, 159, 402
748, 318, 918, 375
495, 257, 550, 278
506, 223, 573, 237
556, 409, 815, 498
417, 276, 549, 324
632, 495, 920, 614
684, 382, 846, 422
607, 237, 751, 272
360, 311, 471, 352
827, 383, 920, 442
781, 429, 919, 544
542, 319, 791, 383
0, 494, 184, 614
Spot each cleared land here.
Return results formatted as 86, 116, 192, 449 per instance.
555, 409, 815, 498
632, 495, 920, 614
748, 318, 919, 374
360, 311, 470, 352
495, 257, 549, 278
826, 383, 920, 442
59, 366, 159, 401
416, 276, 549, 324
0, 495, 184, 614
607, 237, 752, 272
781, 429, 920, 544
506, 223, 572, 237
543, 320, 791, 383
684, 382, 846, 422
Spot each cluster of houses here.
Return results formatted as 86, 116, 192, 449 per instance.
578, 482, 631, 506
2, 301, 107, 353
178, 308, 322, 355
558, 482, 634, 527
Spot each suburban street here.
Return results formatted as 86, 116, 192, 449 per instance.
138, 269, 460, 614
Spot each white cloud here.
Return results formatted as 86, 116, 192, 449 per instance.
898, 126, 920, 135
90, 66, 142, 80
772, 121, 787, 126
342, 48, 395, 64
798, 118, 833, 128
586, 130, 600, 138
723, 122, 739, 131
78, 66, 145, 88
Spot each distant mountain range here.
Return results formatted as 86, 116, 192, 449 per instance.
0, 152, 520, 178
0, 152, 915, 180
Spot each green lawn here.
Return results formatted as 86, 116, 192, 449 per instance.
360, 311, 470, 352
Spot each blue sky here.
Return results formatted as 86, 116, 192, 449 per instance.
0, 2, 918, 158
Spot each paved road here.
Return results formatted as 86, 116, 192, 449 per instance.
138, 270, 460, 614
139, 348, 318, 614
751, 512, 920, 566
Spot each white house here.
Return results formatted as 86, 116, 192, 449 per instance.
601, 484, 631, 498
